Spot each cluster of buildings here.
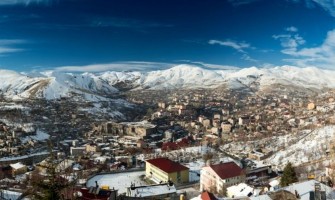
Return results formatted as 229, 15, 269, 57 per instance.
2, 87, 335, 199
77, 155, 335, 200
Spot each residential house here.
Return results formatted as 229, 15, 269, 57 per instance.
86, 143, 100, 153
212, 119, 221, 128
202, 119, 211, 128
213, 114, 221, 120
200, 162, 245, 194
119, 121, 156, 138
158, 102, 166, 109
239, 116, 255, 126
10, 162, 27, 176
191, 191, 219, 200
70, 146, 86, 157
199, 115, 206, 123
280, 180, 335, 200
221, 122, 232, 134
307, 102, 316, 110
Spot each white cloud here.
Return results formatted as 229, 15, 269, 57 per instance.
208, 39, 251, 53
175, 60, 240, 70
0, 39, 26, 45
55, 61, 243, 72
281, 29, 335, 68
0, 0, 51, 5
241, 54, 258, 62
0, 47, 23, 54
0, 39, 25, 55
289, 0, 335, 17
286, 26, 298, 32
273, 27, 305, 52
208, 39, 258, 63
54, 62, 174, 72
308, 0, 335, 17
273, 34, 305, 49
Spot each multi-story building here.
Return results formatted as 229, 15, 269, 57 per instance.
221, 122, 232, 133
200, 162, 245, 194
85, 143, 100, 153
146, 157, 189, 184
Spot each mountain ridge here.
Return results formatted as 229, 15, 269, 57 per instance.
1, 65, 335, 101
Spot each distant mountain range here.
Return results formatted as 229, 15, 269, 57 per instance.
1, 65, 334, 101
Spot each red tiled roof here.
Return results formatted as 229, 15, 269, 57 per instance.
161, 138, 191, 151
201, 191, 218, 200
209, 162, 243, 180
146, 157, 189, 173
161, 142, 178, 151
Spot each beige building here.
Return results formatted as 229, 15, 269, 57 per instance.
86, 144, 100, 153
202, 119, 211, 128
158, 102, 166, 109
214, 114, 221, 120
221, 123, 232, 133
118, 121, 156, 138
198, 115, 206, 123
94, 121, 156, 138
307, 102, 316, 110
146, 158, 189, 185
10, 162, 27, 176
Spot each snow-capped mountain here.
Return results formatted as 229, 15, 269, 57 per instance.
0, 70, 118, 101
99, 65, 335, 91
1, 65, 335, 101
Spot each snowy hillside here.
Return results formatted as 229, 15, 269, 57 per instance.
265, 126, 335, 169
2, 65, 335, 101
0, 70, 118, 101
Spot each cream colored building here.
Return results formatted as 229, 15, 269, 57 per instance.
146, 158, 189, 184
10, 162, 27, 176
221, 123, 232, 133
307, 102, 316, 110
86, 144, 100, 153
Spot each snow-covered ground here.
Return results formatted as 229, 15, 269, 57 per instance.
0, 151, 49, 162
0, 103, 31, 111
86, 171, 146, 194
265, 126, 335, 169
222, 126, 335, 170
20, 129, 50, 143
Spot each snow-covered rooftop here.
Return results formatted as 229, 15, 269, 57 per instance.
9, 162, 26, 170
281, 180, 335, 200
227, 183, 254, 198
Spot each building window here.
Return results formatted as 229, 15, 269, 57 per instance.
177, 171, 181, 183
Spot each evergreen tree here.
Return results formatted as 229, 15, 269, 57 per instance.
280, 162, 298, 187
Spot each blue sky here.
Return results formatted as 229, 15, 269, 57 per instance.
0, 0, 335, 72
